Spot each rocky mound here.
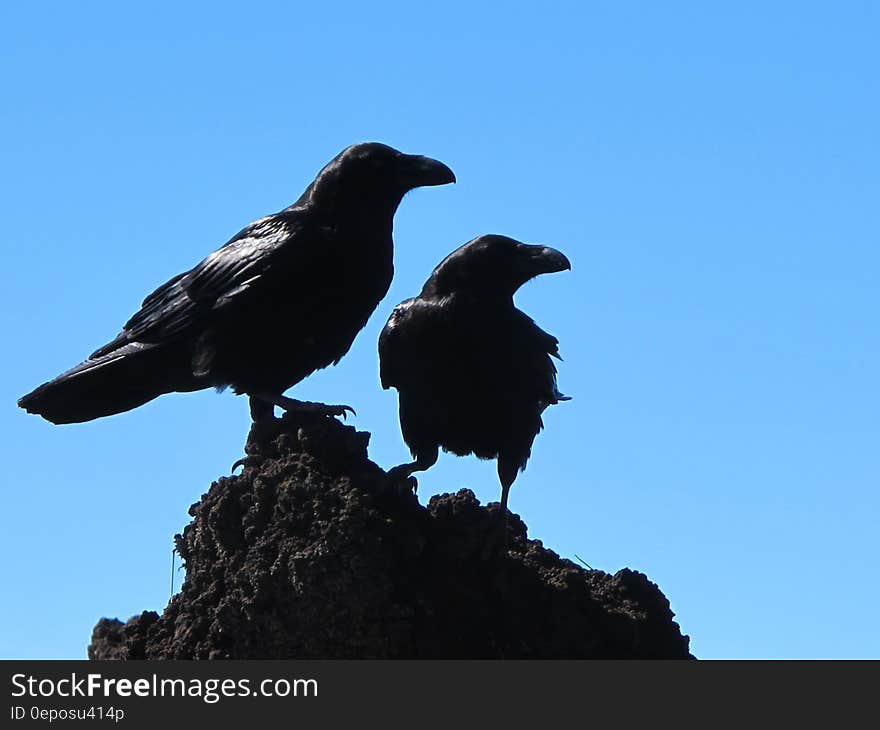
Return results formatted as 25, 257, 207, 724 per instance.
89, 413, 692, 659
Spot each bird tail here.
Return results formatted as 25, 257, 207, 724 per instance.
18, 342, 190, 424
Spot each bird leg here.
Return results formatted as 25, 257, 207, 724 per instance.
385, 445, 439, 495
249, 396, 275, 423
497, 459, 519, 514
248, 392, 356, 421
500, 483, 512, 520
497, 458, 521, 535
229, 397, 273, 473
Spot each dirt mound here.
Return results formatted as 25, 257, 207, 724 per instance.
89, 413, 692, 659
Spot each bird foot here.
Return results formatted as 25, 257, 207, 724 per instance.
275, 396, 356, 420
384, 465, 419, 496
310, 402, 356, 420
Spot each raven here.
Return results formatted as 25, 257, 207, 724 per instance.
379, 234, 571, 514
19, 142, 455, 424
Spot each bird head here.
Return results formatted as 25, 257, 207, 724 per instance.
424, 234, 571, 299
304, 142, 455, 213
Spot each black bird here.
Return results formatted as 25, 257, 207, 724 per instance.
19, 142, 455, 424
379, 234, 571, 514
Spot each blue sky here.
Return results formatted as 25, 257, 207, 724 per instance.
2, 1, 877, 659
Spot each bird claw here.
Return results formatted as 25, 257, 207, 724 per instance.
400, 475, 418, 495
331, 404, 357, 420
305, 403, 355, 420
385, 466, 418, 496
231, 454, 264, 474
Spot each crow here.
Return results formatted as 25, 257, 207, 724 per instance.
19, 142, 455, 424
379, 234, 571, 514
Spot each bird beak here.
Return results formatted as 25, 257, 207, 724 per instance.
400, 155, 456, 188
522, 245, 572, 276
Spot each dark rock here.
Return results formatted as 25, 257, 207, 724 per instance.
88, 413, 692, 659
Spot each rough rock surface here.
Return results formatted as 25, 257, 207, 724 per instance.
89, 413, 692, 659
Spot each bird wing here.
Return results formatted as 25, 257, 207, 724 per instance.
513, 309, 561, 358
90, 212, 307, 358
509, 309, 567, 405
381, 298, 564, 394
379, 299, 415, 389
379, 297, 448, 389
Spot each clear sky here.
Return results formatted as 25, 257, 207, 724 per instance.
2, 1, 877, 659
